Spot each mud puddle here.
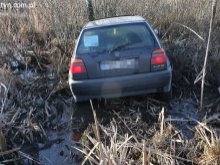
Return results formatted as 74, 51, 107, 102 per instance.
37, 105, 79, 165
24, 95, 202, 165
168, 98, 201, 139
23, 99, 111, 165
21, 98, 82, 165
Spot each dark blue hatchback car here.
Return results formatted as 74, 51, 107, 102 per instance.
69, 16, 172, 102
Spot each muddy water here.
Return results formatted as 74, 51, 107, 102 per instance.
23, 99, 109, 165
24, 96, 200, 165
37, 100, 79, 165
22, 98, 81, 165
169, 98, 200, 139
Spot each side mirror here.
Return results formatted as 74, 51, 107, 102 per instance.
154, 29, 159, 35
154, 29, 162, 39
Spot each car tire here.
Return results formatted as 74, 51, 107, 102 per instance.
71, 101, 94, 122
160, 88, 172, 101
73, 101, 90, 110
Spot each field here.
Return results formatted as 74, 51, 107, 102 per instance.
0, 0, 220, 164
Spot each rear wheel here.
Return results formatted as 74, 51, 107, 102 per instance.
160, 88, 172, 101
72, 101, 91, 117
73, 101, 90, 110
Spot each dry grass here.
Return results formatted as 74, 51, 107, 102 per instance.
0, 0, 219, 87
200, 0, 218, 109
0, 0, 220, 164
193, 124, 220, 165
77, 103, 220, 165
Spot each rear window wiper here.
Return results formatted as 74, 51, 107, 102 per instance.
109, 41, 131, 53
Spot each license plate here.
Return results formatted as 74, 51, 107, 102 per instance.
100, 59, 136, 70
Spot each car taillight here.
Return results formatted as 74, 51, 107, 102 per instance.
151, 48, 167, 71
70, 59, 86, 74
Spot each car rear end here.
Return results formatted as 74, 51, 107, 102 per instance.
69, 17, 172, 102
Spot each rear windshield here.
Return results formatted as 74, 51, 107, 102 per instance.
76, 23, 156, 54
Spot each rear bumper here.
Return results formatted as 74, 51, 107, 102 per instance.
69, 67, 172, 102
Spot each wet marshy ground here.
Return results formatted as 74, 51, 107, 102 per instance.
21, 90, 217, 165
1, 35, 220, 164
1, 46, 219, 164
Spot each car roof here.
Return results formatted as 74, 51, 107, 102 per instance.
84, 16, 146, 29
